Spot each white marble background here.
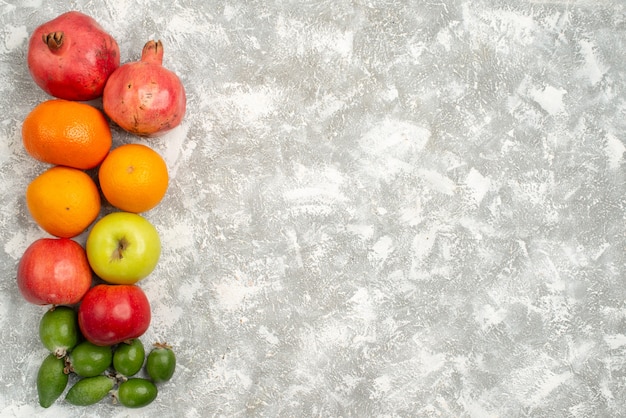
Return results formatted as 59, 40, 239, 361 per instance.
1, 0, 626, 416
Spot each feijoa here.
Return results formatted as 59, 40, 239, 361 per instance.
65, 375, 114, 406
37, 353, 69, 408
39, 306, 80, 358
113, 339, 145, 376
145, 342, 176, 383
67, 341, 112, 377
117, 378, 158, 408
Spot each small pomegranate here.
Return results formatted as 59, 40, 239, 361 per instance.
103, 40, 186, 137
27, 11, 120, 101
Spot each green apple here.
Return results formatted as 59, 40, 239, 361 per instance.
86, 212, 160, 284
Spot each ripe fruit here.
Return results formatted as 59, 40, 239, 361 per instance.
78, 284, 151, 346
65, 375, 115, 406
103, 40, 186, 137
85, 212, 161, 285
17, 238, 92, 305
98, 144, 169, 213
145, 343, 176, 383
22, 99, 112, 170
27, 11, 120, 101
37, 353, 68, 408
26, 166, 101, 238
67, 341, 112, 377
39, 306, 80, 358
113, 339, 145, 377
116, 378, 157, 408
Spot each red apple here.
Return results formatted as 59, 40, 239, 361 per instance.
17, 238, 92, 305
78, 284, 151, 346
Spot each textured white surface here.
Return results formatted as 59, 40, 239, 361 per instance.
1, 0, 626, 416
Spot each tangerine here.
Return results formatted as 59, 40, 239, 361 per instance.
98, 144, 168, 213
26, 166, 101, 238
22, 99, 112, 170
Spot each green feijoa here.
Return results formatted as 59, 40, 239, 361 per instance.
67, 341, 112, 377
65, 375, 114, 406
37, 353, 69, 408
113, 339, 145, 376
39, 306, 80, 358
117, 378, 157, 408
145, 343, 176, 383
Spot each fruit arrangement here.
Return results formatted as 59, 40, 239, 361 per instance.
36, 308, 176, 408
16, 10, 186, 409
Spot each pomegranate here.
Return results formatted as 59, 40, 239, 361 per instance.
103, 40, 186, 137
27, 11, 120, 101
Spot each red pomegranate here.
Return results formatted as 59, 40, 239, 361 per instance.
103, 40, 186, 137
27, 11, 120, 101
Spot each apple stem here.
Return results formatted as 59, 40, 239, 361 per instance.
112, 237, 129, 261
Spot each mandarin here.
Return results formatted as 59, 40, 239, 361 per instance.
22, 99, 112, 170
26, 166, 101, 238
98, 144, 168, 213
